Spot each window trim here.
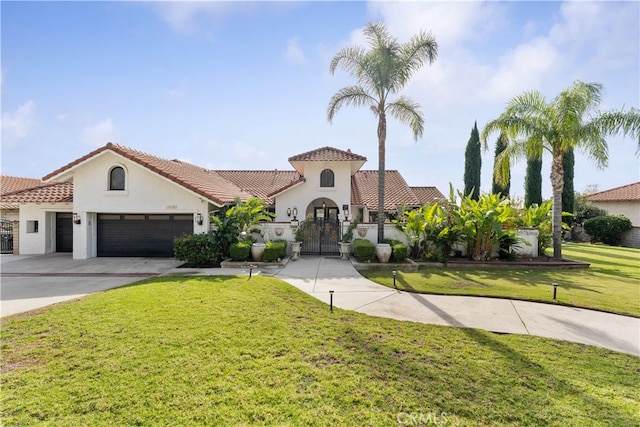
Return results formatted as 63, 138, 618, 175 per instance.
320, 169, 334, 188
108, 165, 126, 191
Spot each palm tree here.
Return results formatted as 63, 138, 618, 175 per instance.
327, 22, 438, 243
481, 80, 640, 260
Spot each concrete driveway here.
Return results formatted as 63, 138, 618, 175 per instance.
1, 253, 182, 317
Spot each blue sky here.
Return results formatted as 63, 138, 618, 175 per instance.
2, 1, 638, 200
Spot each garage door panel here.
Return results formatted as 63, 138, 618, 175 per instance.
97, 214, 193, 257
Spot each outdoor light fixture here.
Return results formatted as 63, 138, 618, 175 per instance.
322, 201, 326, 210
343, 204, 349, 221
72, 213, 81, 225
195, 213, 203, 225
392, 270, 397, 288
287, 207, 292, 217
292, 207, 298, 220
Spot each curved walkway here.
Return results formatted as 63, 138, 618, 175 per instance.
273, 257, 640, 357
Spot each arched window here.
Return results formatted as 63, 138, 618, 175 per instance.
109, 166, 126, 191
320, 169, 334, 188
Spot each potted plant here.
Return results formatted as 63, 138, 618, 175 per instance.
290, 221, 304, 261
339, 217, 359, 260
225, 197, 275, 262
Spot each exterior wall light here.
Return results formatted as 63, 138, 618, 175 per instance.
287, 207, 292, 217
292, 207, 298, 220
195, 213, 204, 225
72, 213, 81, 225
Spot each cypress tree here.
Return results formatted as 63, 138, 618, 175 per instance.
562, 148, 575, 225
491, 132, 510, 197
463, 121, 482, 200
524, 157, 543, 207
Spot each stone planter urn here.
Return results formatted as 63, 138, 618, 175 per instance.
290, 241, 302, 261
339, 242, 351, 260
251, 242, 266, 262
375, 243, 392, 263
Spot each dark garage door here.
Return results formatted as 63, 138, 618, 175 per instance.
56, 213, 73, 253
97, 214, 193, 257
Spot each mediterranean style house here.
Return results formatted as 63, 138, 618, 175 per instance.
1, 143, 444, 259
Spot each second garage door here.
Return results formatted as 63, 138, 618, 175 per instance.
97, 214, 193, 257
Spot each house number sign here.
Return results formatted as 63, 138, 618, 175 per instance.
166, 205, 178, 210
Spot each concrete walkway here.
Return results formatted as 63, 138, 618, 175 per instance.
2, 254, 638, 356
270, 257, 640, 357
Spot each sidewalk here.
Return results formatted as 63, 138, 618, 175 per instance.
273, 257, 640, 357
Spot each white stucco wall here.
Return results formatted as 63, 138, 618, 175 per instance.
17, 202, 72, 254
59, 151, 212, 259
590, 201, 640, 226
276, 161, 352, 222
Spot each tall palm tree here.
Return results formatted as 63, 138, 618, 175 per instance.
327, 22, 438, 243
481, 80, 640, 260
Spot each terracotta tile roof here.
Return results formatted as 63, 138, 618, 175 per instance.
216, 170, 304, 204
411, 186, 447, 204
43, 143, 254, 205
1, 175, 45, 196
1, 182, 73, 205
288, 146, 367, 162
352, 170, 422, 210
588, 182, 640, 202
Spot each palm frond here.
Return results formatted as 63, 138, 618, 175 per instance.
398, 30, 438, 85
326, 86, 378, 123
386, 96, 425, 140
329, 46, 366, 77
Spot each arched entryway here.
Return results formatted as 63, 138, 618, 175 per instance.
300, 198, 341, 255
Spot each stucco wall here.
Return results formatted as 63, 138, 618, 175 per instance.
590, 200, 640, 226
276, 160, 352, 222
18, 202, 72, 254
66, 151, 211, 259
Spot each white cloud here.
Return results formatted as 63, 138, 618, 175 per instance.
81, 118, 118, 147
1, 100, 35, 146
284, 36, 307, 66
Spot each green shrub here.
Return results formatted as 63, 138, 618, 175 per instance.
584, 215, 632, 246
174, 233, 221, 267
391, 242, 408, 261
353, 239, 375, 262
230, 241, 251, 261
263, 239, 287, 262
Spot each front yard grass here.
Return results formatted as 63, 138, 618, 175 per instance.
362, 243, 640, 317
1, 274, 639, 426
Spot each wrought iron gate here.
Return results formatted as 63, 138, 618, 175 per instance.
300, 219, 341, 255
1, 219, 14, 254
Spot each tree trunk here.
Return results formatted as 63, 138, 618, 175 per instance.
550, 151, 565, 260
377, 110, 387, 244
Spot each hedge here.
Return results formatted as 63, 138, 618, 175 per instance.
230, 241, 252, 261
391, 242, 408, 261
263, 239, 287, 262
584, 215, 632, 246
353, 239, 375, 262
174, 233, 221, 267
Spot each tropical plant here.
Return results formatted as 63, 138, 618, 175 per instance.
393, 205, 425, 259
454, 192, 517, 261
491, 132, 510, 197
517, 201, 555, 255
481, 80, 640, 260
226, 197, 276, 237
463, 121, 482, 200
327, 22, 438, 244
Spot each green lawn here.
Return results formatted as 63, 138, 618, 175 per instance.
1, 275, 639, 426
362, 243, 640, 317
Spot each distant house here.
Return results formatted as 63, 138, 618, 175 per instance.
3, 143, 444, 259
588, 182, 640, 248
